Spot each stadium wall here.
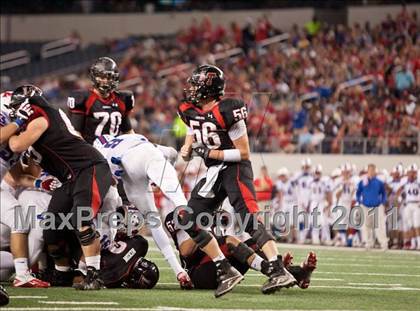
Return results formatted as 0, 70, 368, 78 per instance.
348, 4, 420, 26
248, 154, 420, 175
181, 154, 418, 176
0, 8, 313, 43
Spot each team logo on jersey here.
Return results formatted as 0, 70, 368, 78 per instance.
207, 113, 213, 119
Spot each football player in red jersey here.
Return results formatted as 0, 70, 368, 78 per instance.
68, 57, 134, 205
8, 85, 114, 290
177, 65, 296, 297
68, 57, 134, 144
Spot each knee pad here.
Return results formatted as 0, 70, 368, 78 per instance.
192, 230, 213, 249
251, 222, 274, 249
227, 242, 254, 264
76, 226, 99, 246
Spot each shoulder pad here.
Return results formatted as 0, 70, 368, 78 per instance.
67, 90, 90, 112
177, 102, 194, 125
115, 90, 135, 111
218, 98, 248, 129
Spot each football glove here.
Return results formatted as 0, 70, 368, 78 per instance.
193, 146, 210, 160
34, 177, 61, 192
177, 271, 193, 290
12, 102, 34, 127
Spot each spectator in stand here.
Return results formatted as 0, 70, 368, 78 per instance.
254, 166, 274, 212
25, 8, 419, 155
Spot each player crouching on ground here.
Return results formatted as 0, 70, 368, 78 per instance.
164, 211, 317, 290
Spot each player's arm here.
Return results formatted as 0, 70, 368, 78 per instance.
180, 132, 194, 162
9, 117, 48, 153
198, 120, 249, 162
67, 93, 87, 137
120, 91, 135, 134
0, 103, 34, 144
0, 123, 21, 144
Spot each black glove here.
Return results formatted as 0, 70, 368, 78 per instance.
193, 146, 210, 160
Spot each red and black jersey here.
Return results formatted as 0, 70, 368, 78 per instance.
177, 98, 248, 167
25, 95, 107, 183
68, 89, 134, 144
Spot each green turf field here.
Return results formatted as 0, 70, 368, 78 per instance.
2, 243, 420, 311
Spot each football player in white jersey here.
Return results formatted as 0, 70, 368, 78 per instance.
0, 171, 53, 282
294, 158, 313, 243
307, 165, 332, 245
0, 91, 57, 287
397, 164, 420, 250
386, 164, 404, 248
333, 163, 356, 246
272, 168, 298, 243
93, 134, 192, 287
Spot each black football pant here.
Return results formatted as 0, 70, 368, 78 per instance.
43, 162, 113, 251
187, 160, 260, 233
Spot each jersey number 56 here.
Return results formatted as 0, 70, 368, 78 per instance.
190, 120, 221, 149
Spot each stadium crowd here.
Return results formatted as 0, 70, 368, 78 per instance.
32, 6, 420, 154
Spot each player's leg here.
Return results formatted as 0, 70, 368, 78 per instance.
374, 204, 389, 250
222, 161, 296, 294
18, 190, 51, 267
120, 147, 191, 286
180, 176, 244, 297
0, 187, 49, 287
71, 162, 113, 290
411, 203, 420, 250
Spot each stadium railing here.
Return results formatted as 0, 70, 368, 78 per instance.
0, 50, 30, 71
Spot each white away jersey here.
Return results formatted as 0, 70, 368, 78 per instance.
275, 179, 297, 207
309, 178, 331, 204
94, 134, 150, 179
0, 91, 20, 181
402, 179, 420, 203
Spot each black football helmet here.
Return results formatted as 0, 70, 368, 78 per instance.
126, 258, 159, 289
184, 64, 225, 105
9, 84, 42, 111
90, 57, 119, 96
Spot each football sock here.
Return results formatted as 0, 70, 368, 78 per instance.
213, 254, 226, 262
85, 255, 101, 270
55, 265, 71, 272
417, 237, 420, 248
14, 258, 29, 277
151, 226, 184, 275
250, 255, 264, 271
0, 251, 14, 269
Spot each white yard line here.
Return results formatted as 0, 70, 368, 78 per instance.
9, 296, 48, 299
0, 308, 372, 311
316, 271, 420, 277
38, 301, 119, 305
347, 283, 402, 286
157, 282, 419, 291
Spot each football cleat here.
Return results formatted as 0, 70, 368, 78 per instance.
73, 267, 104, 290
282, 252, 294, 268
214, 259, 244, 298
0, 285, 9, 306
298, 251, 317, 289
13, 272, 50, 288
261, 256, 297, 294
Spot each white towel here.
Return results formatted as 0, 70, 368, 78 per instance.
198, 164, 226, 198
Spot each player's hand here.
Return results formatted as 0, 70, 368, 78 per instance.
177, 271, 193, 290
192, 146, 210, 160
180, 144, 192, 162
34, 177, 61, 192
12, 102, 34, 127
